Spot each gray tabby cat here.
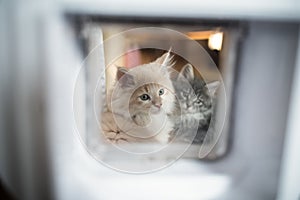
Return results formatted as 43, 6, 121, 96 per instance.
171, 64, 219, 144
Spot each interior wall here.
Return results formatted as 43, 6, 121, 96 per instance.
200, 21, 299, 199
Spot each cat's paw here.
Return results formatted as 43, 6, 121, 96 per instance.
105, 131, 131, 144
116, 138, 130, 144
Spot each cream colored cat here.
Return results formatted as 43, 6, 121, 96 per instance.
101, 51, 175, 144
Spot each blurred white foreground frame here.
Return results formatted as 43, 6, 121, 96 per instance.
82, 24, 106, 147
277, 28, 300, 200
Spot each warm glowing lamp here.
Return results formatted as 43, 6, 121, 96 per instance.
208, 32, 223, 51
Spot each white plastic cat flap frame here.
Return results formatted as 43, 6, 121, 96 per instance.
72, 16, 242, 172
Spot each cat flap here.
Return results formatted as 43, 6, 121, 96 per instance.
116, 67, 135, 88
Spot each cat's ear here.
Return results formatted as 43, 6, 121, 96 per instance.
206, 81, 220, 96
154, 50, 174, 68
116, 67, 135, 88
178, 64, 194, 82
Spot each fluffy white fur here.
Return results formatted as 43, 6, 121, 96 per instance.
102, 52, 175, 144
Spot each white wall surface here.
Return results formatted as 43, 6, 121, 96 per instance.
62, 0, 300, 21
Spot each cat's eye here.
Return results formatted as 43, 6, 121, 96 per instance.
196, 99, 203, 105
159, 89, 164, 95
140, 94, 150, 101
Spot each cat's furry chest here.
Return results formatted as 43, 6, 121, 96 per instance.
131, 112, 173, 143
181, 113, 205, 120
108, 111, 173, 144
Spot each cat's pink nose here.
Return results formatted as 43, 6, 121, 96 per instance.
154, 103, 162, 108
